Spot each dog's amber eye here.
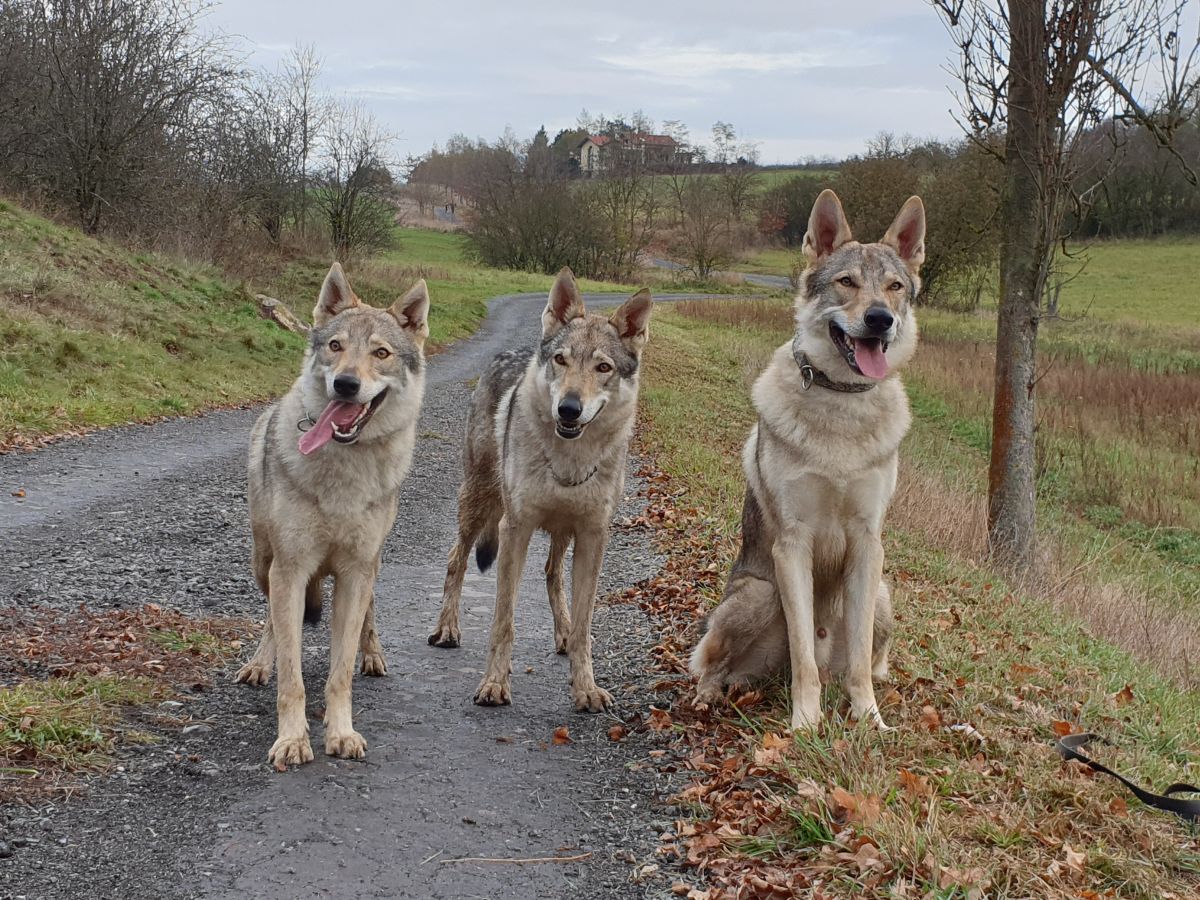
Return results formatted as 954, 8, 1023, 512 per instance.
329, 339, 341, 352
596, 362, 613, 374
553, 352, 567, 366
889, 281, 904, 291
374, 348, 390, 360
838, 276, 855, 287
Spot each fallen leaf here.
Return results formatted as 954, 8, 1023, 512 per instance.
1063, 843, 1087, 873
918, 705, 942, 731
670, 884, 691, 897
1113, 684, 1134, 707
1108, 796, 1128, 816
552, 726, 571, 745
647, 707, 673, 732
11, 489, 25, 498
607, 724, 628, 742
898, 768, 932, 799
830, 786, 882, 826
1051, 720, 1076, 738
762, 732, 790, 751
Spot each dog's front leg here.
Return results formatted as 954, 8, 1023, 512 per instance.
267, 561, 314, 766
772, 529, 821, 730
843, 528, 889, 730
324, 565, 374, 758
566, 527, 611, 712
475, 516, 534, 706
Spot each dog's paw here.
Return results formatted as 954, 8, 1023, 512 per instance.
473, 678, 511, 706
268, 734, 314, 768
854, 704, 894, 733
571, 684, 613, 713
789, 703, 822, 732
234, 661, 272, 686
554, 633, 569, 655
325, 729, 368, 759
428, 625, 461, 649
692, 682, 724, 709
360, 652, 387, 677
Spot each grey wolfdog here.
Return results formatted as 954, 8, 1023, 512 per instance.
429, 268, 652, 712
690, 189, 925, 731
236, 262, 430, 766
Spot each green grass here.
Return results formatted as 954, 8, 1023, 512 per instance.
0, 675, 163, 780
635, 303, 1200, 897
0, 200, 642, 447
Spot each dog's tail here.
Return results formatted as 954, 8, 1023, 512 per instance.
303, 578, 323, 625
475, 518, 500, 573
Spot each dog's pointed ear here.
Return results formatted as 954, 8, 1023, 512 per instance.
802, 189, 853, 263
609, 289, 652, 355
389, 279, 430, 349
313, 262, 360, 326
542, 267, 586, 339
882, 195, 926, 274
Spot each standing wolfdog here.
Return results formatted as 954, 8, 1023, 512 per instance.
690, 190, 924, 731
236, 263, 430, 766
429, 268, 652, 712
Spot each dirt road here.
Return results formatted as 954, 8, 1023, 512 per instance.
0, 292, 690, 900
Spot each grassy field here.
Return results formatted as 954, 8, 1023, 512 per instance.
633, 300, 1200, 897
0, 200, 633, 448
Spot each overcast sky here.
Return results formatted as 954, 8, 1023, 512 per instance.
205, 0, 965, 164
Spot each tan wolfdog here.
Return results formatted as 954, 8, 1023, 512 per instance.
690, 189, 924, 731
236, 263, 430, 765
429, 268, 652, 712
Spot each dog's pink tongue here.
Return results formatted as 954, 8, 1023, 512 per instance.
853, 338, 890, 379
298, 400, 362, 455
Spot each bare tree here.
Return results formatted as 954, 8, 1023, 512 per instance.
282, 43, 327, 236
580, 148, 659, 280
674, 177, 733, 279
933, 0, 1199, 569
2, 0, 235, 233
315, 101, 397, 261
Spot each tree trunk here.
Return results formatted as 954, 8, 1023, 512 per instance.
987, 0, 1045, 571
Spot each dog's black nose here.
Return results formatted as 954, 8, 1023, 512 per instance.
557, 394, 583, 422
863, 306, 894, 333
333, 374, 361, 398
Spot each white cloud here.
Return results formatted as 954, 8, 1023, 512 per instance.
598, 45, 834, 80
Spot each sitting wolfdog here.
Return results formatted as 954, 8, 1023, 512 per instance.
236, 263, 430, 766
429, 268, 652, 712
691, 190, 924, 731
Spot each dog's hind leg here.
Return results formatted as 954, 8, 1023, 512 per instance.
475, 516, 535, 706
430, 494, 493, 649
871, 580, 893, 682
358, 593, 387, 676
690, 572, 779, 706
236, 531, 276, 686
545, 532, 571, 655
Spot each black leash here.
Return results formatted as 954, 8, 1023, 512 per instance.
1056, 732, 1200, 823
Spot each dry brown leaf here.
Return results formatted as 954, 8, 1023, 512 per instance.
1051, 720, 1076, 738
1063, 843, 1087, 873
670, 884, 691, 897
918, 705, 942, 732
1113, 684, 1134, 707
607, 724, 628, 742
898, 768, 933, 799
762, 732, 790, 751
647, 707, 673, 732
830, 786, 882, 826
552, 725, 572, 745
1109, 796, 1128, 816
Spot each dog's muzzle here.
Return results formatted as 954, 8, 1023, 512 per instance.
332, 388, 389, 444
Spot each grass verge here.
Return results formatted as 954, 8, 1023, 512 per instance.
0, 604, 252, 800
0, 200, 644, 450
619, 304, 1200, 898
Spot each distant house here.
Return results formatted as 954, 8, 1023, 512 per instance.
577, 132, 691, 176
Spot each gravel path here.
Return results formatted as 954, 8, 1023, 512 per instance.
0, 292, 695, 900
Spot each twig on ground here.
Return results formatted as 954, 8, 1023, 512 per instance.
439, 852, 593, 865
